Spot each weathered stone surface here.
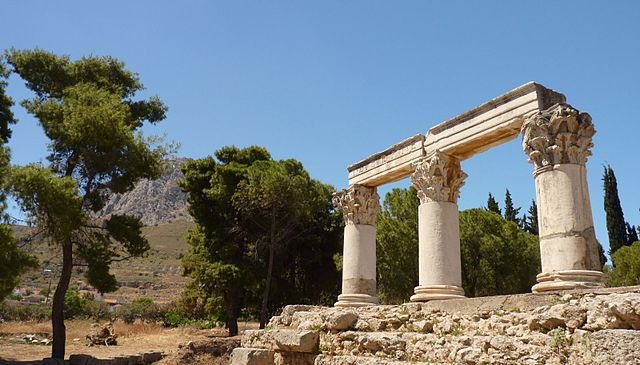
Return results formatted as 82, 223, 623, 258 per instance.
325, 311, 358, 331
274, 352, 316, 365
244, 289, 640, 364
241, 329, 319, 353
230, 348, 275, 365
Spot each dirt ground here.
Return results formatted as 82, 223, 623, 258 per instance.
0, 319, 258, 362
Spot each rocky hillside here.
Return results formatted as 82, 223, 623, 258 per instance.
98, 157, 192, 225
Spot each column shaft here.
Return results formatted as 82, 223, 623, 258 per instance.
333, 184, 380, 307
337, 224, 377, 306
410, 150, 466, 302
522, 104, 606, 293
412, 201, 464, 301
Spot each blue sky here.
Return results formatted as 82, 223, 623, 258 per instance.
3, 1, 640, 256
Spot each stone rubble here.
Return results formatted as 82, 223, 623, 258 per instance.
231, 290, 640, 364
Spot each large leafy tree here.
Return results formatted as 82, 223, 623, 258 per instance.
180, 147, 271, 336
180, 146, 341, 334
603, 165, 628, 256
460, 209, 539, 297
376, 187, 419, 304
376, 188, 540, 301
0, 60, 38, 300
6, 49, 167, 359
233, 159, 339, 327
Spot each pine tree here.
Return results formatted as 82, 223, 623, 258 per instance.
487, 193, 501, 215
627, 222, 639, 245
525, 200, 539, 235
603, 165, 628, 255
504, 189, 521, 224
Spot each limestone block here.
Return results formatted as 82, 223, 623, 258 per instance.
274, 330, 319, 353
274, 352, 316, 365
231, 347, 275, 365
242, 329, 319, 353
325, 311, 358, 331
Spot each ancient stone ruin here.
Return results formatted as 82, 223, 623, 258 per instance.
231, 83, 636, 365
332, 82, 605, 305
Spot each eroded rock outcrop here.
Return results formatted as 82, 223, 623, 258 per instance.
98, 157, 192, 225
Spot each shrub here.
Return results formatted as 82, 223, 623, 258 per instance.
608, 241, 640, 287
115, 297, 163, 324
0, 301, 52, 321
86, 300, 112, 321
64, 289, 89, 319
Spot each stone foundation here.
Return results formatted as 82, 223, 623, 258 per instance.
232, 287, 640, 364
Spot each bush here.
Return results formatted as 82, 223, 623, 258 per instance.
0, 301, 51, 321
86, 300, 112, 321
64, 289, 89, 319
163, 306, 215, 329
115, 297, 163, 324
608, 241, 640, 287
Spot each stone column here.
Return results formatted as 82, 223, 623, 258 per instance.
410, 150, 467, 301
333, 184, 381, 307
522, 104, 606, 293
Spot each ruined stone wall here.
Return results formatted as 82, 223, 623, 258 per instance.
232, 287, 640, 364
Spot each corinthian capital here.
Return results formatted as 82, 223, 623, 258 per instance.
411, 151, 467, 204
521, 104, 595, 169
332, 185, 380, 225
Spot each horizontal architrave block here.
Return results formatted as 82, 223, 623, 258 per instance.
347, 82, 565, 186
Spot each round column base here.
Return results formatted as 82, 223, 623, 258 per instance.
334, 293, 379, 307
410, 285, 466, 302
532, 270, 607, 293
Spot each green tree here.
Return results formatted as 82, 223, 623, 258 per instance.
0, 59, 38, 301
626, 223, 639, 246
607, 241, 640, 287
376, 187, 419, 304
503, 189, 521, 225
459, 209, 539, 297
0, 60, 17, 141
486, 193, 501, 215
233, 159, 338, 327
524, 200, 539, 235
603, 165, 628, 256
180, 147, 271, 336
6, 49, 167, 359
375, 188, 540, 301
180, 146, 341, 334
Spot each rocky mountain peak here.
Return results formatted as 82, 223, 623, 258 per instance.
98, 157, 192, 225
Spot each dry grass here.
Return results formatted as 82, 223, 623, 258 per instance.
0, 319, 237, 361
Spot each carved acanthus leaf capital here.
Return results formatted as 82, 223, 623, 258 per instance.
411, 151, 467, 203
332, 185, 380, 225
521, 104, 595, 169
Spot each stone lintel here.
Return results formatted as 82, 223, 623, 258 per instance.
347, 82, 566, 186
347, 134, 425, 187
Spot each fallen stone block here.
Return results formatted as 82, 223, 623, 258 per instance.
231, 347, 275, 365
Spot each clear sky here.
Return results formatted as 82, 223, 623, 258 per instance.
3, 1, 640, 257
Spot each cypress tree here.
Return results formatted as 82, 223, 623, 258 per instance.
603, 165, 628, 255
487, 193, 501, 215
525, 200, 539, 235
504, 189, 521, 224
627, 222, 639, 244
